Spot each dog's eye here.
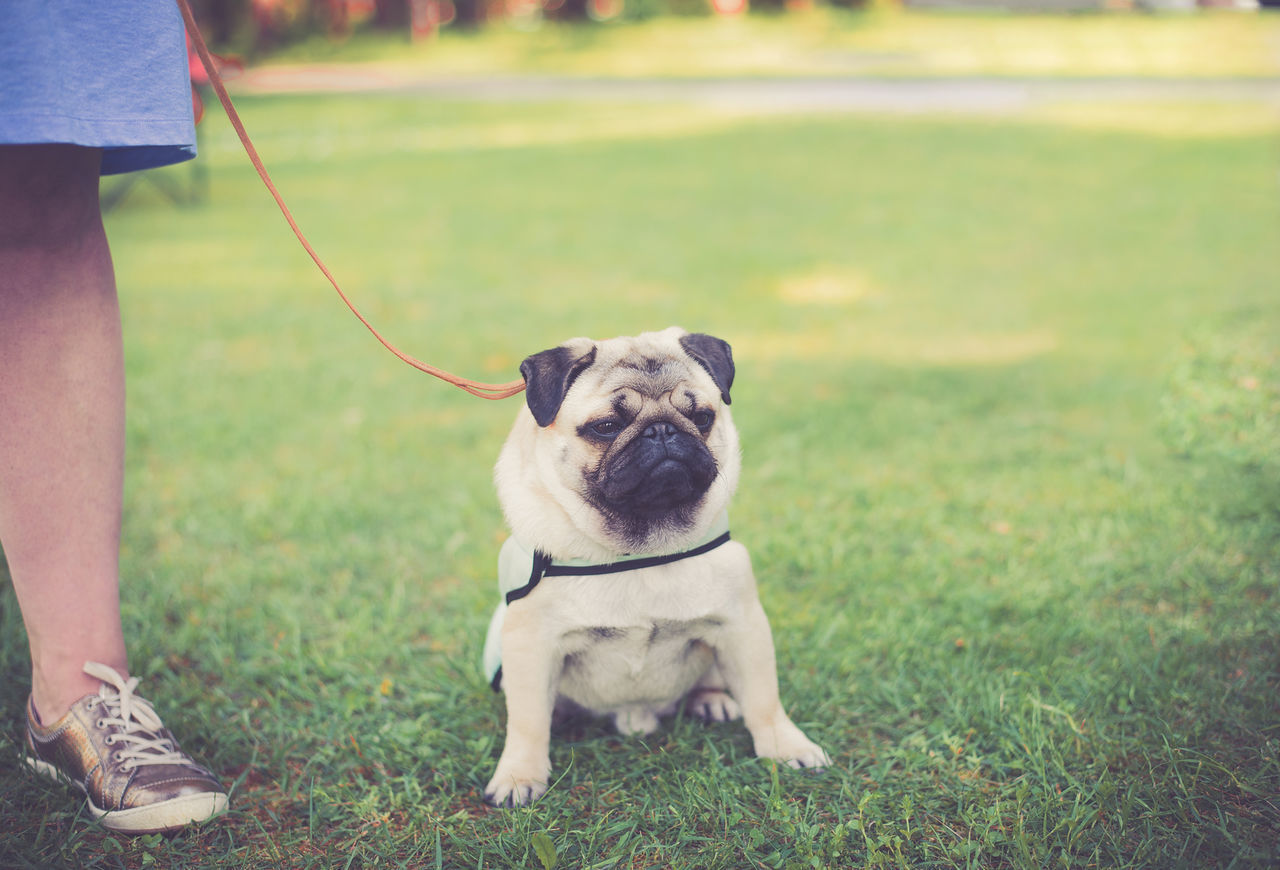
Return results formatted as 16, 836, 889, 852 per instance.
690, 410, 715, 431
589, 420, 623, 439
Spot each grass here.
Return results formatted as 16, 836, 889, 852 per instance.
2, 26, 1279, 869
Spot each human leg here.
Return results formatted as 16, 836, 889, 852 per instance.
0, 144, 227, 831
0, 144, 128, 723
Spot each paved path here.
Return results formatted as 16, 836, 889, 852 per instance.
236, 66, 1280, 113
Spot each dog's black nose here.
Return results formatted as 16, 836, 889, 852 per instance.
642, 421, 678, 442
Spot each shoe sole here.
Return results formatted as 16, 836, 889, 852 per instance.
26, 756, 229, 833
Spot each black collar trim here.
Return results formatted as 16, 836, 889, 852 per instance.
489, 529, 732, 692
504, 530, 732, 606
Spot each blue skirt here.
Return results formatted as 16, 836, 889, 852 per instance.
0, 0, 197, 175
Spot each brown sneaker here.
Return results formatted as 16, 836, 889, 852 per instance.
24, 662, 228, 833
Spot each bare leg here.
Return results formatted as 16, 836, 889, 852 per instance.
0, 144, 129, 722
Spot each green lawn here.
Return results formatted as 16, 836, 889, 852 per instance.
2, 54, 1278, 870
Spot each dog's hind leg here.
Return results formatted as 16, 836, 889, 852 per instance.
613, 706, 661, 736
685, 664, 741, 723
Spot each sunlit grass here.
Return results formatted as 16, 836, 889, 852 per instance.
1027, 99, 1280, 138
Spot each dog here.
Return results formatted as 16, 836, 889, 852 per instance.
481, 327, 830, 807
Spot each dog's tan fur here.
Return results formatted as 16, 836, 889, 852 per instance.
484, 328, 829, 807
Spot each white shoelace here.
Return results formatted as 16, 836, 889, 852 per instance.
83, 661, 190, 770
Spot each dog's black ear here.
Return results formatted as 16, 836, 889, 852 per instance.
520, 345, 598, 427
680, 333, 734, 406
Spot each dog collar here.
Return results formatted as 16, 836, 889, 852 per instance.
485, 512, 732, 691
502, 511, 731, 607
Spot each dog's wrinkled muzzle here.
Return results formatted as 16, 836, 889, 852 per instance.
599, 421, 718, 517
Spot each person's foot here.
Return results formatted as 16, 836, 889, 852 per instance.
24, 661, 228, 833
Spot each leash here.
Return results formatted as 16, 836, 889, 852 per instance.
175, 0, 526, 400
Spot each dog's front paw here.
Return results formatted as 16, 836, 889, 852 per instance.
777, 740, 832, 771
753, 723, 832, 771
484, 759, 550, 808
686, 689, 741, 723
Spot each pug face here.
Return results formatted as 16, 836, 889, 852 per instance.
495, 327, 740, 559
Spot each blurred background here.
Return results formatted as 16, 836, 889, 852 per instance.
187, 0, 1274, 54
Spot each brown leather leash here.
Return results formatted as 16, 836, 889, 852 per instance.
175, 0, 526, 400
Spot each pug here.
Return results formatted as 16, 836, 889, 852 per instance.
481, 327, 830, 807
